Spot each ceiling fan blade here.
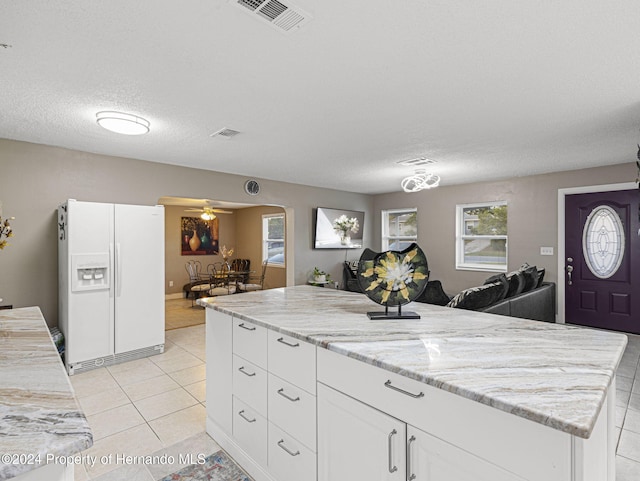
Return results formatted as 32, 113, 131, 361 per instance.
184, 208, 203, 212
211, 209, 233, 214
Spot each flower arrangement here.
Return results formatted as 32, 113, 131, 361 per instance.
312, 267, 331, 283
221, 245, 234, 261
333, 215, 359, 235
0, 204, 15, 250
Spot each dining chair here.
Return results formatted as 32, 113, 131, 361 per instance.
237, 259, 268, 292
206, 263, 237, 296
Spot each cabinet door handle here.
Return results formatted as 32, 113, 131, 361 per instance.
407, 435, 416, 480
277, 439, 300, 457
384, 380, 425, 399
238, 366, 256, 377
277, 388, 300, 402
388, 429, 398, 473
277, 337, 300, 348
238, 323, 256, 331
238, 410, 256, 423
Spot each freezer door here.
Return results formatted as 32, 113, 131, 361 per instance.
64, 200, 115, 363
114, 204, 165, 353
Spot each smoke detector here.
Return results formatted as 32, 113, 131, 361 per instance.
231, 0, 313, 34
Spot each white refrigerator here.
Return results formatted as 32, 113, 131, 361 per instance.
58, 199, 165, 375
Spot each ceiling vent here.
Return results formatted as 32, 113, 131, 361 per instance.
396, 157, 437, 167
210, 128, 241, 139
232, 0, 312, 33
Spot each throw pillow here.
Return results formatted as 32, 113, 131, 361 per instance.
446, 281, 509, 310
536, 268, 546, 288
484, 273, 509, 296
505, 270, 525, 298
519, 263, 539, 292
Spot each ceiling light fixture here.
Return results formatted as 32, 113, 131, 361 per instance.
96, 111, 150, 135
401, 169, 441, 193
200, 210, 217, 221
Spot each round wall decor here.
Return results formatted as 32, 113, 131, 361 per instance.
244, 179, 260, 196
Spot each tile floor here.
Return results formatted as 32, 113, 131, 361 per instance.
71, 322, 640, 480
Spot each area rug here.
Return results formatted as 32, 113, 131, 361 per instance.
159, 450, 253, 481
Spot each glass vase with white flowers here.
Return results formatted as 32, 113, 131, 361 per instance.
332, 215, 359, 245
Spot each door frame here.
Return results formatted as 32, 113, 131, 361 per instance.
556, 182, 636, 324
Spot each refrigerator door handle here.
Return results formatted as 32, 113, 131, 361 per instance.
109, 243, 115, 299
116, 243, 122, 298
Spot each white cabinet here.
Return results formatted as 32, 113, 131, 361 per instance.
318, 383, 406, 481
206, 309, 233, 435
318, 383, 525, 481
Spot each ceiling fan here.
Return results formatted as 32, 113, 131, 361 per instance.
184, 206, 233, 221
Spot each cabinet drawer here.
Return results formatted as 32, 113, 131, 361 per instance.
233, 319, 267, 367
232, 355, 267, 417
317, 348, 571, 481
268, 329, 316, 394
232, 396, 267, 468
268, 421, 317, 481
268, 373, 317, 451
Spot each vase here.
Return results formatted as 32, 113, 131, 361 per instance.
200, 231, 210, 249
189, 230, 201, 252
340, 233, 350, 245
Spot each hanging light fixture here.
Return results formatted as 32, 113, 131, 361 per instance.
401, 169, 441, 192
96, 111, 150, 135
200, 209, 217, 221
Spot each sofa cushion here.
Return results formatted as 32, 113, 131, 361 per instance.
536, 268, 546, 288
446, 281, 509, 310
484, 273, 509, 293
519, 263, 540, 292
505, 270, 525, 298
415, 280, 451, 306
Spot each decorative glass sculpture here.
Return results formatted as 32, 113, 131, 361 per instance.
357, 243, 430, 319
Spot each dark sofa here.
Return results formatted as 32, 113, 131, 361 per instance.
343, 261, 556, 323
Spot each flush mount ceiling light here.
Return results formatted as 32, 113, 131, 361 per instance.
96, 111, 150, 135
401, 169, 441, 193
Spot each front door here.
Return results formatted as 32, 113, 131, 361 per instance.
565, 189, 640, 333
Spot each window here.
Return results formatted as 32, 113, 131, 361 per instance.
456, 202, 507, 272
263, 214, 285, 266
382, 208, 417, 251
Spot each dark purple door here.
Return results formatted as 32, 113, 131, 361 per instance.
565, 189, 640, 333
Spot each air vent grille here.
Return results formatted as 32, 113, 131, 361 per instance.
397, 157, 437, 167
238, 0, 266, 11
210, 128, 241, 139
231, 0, 312, 34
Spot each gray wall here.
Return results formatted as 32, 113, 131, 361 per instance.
0, 139, 373, 325
373, 162, 637, 296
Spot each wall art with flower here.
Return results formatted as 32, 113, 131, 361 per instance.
314, 207, 364, 249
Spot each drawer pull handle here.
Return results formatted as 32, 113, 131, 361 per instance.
277, 337, 300, 348
384, 380, 424, 399
388, 429, 398, 473
238, 323, 256, 331
407, 435, 416, 480
238, 410, 256, 423
277, 439, 300, 457
277, 388, 300, 402
238, 366, 256, 377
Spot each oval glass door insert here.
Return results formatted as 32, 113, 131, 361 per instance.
582, 205, 625, 279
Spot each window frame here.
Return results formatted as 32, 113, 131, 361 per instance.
455, 201, 508, 272
381, 208, 418, 251
262, 213, 285, 267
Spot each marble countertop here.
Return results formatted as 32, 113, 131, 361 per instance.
199, 285, 628, 439
0, 307, 93, 480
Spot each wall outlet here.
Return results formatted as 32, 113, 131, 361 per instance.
169, 280, 174, 287
540, 247, 554, 256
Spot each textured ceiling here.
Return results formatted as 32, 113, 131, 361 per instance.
1, 1, 639, 194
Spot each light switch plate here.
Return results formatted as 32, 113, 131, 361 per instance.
540, 247, 554, 256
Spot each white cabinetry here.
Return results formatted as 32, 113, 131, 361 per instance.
206, 314, 317, 481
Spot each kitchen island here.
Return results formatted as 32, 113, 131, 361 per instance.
0, 307, 92, 481
199, 285, 627, 481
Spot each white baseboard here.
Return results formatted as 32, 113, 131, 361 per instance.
165, 292, 184, 300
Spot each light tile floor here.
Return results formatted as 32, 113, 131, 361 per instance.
71, 323, 640, 480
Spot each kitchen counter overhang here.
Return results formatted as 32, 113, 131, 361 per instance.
198, 285, 627, 439
0, 307, 93, 480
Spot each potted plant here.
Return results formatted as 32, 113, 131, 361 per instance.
312, 267, 330, 284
